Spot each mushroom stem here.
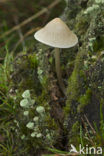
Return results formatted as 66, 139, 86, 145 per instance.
54, 48, 66, 95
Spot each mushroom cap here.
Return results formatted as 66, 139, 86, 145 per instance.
34, 18, 78, 48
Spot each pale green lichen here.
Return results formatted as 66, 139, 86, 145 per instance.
20, 99, 29, 108
36, 106, 45, 114
33, 116, 39, 122
26, 122, 34, 129
21, 135, 26, 140
19, 89, 57, 148
36, 133, 42, 138
88, 37, 96, 52
23, 111, 29, 116
31, 132, 37, 137
95, 0, 104, 4
20, 90, 35, 108
84, 4, 99, 14
22, 90, 30, 98
37, 67, 44, 83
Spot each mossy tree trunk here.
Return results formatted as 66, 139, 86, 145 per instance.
63, 0, 104, 143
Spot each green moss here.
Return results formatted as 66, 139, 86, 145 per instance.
64, 50, 86, 115
36, 89, 49, 106
71, 121, 80, 134
28, 53, 39, 69
68, 121, 81, 146
77, 88, 92, 113
93, 36, 104, 52
75, 16, 89, 36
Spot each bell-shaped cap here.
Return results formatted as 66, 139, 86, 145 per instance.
34, 18, 78, 49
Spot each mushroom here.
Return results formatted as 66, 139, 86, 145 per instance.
34, 18, 78, 95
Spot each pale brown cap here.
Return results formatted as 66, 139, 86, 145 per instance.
34, 18, 78, 48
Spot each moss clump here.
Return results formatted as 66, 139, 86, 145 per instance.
64, 49, 86, 115
75, 15, 89, 36
64, 0, 104, 127
93, 36, 104, 52
68, 121, 81, 146
71, 121, 80, 134
11, 52, 42, 93
28, 53, 39, 69
77, 88, 92, 113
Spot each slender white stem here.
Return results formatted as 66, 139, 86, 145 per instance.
54, 48, 66, 95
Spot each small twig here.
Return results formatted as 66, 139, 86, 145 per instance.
0, 34, 16, 48
0, 0, 61, 39
0, 58, 4, 61
0, 23, 4, 28
0, 0, 9, 3
13, 15, 25, 50
70, 153, 79, 156
84, 114, 96, 135
42, 9, 51, 26
13, 27, 40, 52
81, 117, 95, 146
